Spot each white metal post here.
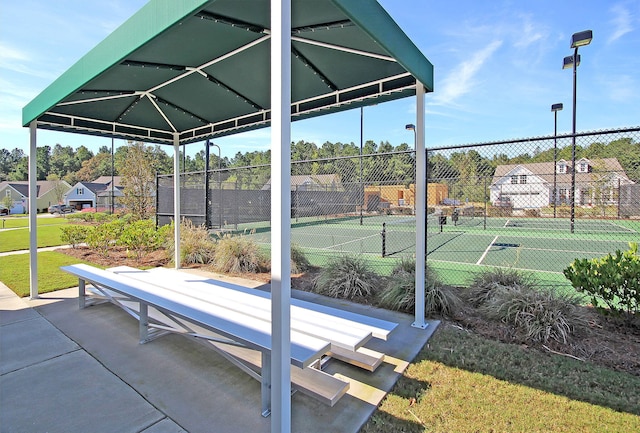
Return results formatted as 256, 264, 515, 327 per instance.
29, 121, 39, 299
413, 82, 427, 328
271, 0, 292, 431
173, 134, 181, 269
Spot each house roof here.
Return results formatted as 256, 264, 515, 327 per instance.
0, 180, 71, 198
93, 176, 123, 188
22, 0, 434, 147
491, 158, 630, 186
75, 182, 111, 194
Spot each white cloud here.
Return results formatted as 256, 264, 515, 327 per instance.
512, 17, 544, 49
433, 40, 503, 106
0, 42, 29, 62
608, 3, 634, 44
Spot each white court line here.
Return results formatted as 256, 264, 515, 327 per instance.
476, 235, 499, 265
503, 219, 510, 228
608, 221, 635, 232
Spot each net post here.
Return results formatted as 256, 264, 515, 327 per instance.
381, 222, 386, 257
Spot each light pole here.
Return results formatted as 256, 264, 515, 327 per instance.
551, 103, 563, 218
563, 29, 592, 234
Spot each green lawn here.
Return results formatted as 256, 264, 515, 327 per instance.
0, 251, 102, 297
360, 323, 640, 433
0, 215, 72, 229
0, 223, 70, 253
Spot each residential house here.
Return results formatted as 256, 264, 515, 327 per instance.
0, 180, 72, 214
490, 158, 634, 209
66, 181, 124, 211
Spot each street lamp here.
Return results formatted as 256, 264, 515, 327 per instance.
551, 103, 563, 218
563, 29, 592, 234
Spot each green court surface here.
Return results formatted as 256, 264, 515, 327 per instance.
237, 213, 640, 286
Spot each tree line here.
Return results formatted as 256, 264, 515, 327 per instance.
1, 137, 637, 187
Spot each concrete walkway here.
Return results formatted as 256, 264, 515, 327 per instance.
0, 274, 438, 433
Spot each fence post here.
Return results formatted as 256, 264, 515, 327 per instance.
205, 141, 211, 228
484, 175, 487, 230
617, 178, 621, 220
155, 172, 159, 231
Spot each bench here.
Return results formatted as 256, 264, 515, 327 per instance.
61, 264, 397, 415
110, 266, 395, 371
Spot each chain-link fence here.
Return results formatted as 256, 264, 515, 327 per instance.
157, 126, 640, 288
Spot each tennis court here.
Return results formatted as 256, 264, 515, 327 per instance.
237, 211, 640, 286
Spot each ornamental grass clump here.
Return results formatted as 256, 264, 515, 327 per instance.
378, 258, 460, 316
467, 267, 537, 307
312, 255, 378, 301
480, 287, 589, 344
469, 267, 588, 343
212, 232, 266, 273
290, 243, 311, 274
165, 219, 217, 265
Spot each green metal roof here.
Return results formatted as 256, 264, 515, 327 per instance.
23, 0, 434, 145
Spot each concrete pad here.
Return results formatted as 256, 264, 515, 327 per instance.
0, 296, 40, 326
33, 286, 438, 433
142, 418, 188, 433
0, 350, 165, 433
0, 315, 79, 375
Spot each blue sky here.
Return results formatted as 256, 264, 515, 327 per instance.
1, 0, 639, 159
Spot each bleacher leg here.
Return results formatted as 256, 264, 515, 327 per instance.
261, 351, 272, 417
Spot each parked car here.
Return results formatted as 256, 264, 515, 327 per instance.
48, 204, 73, 214
493, 196, 512, 207
0, 205, 9, 216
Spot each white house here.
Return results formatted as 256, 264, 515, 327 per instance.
490, 158, 634, 209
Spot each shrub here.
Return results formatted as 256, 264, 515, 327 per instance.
85, 219, 126, 256
212, 233, 266, 273
524, 209, 540, 217
290, 243, 310, 274
312, 255, 378, 301
118, 219, 162, 259
564, 242, 640, 317
378, 259, 460, 315
480, 286, 589, 344
69, 212, 94, 222
59, 225, 90, 248
467, 267, 537, 307
165, 219, 217, 265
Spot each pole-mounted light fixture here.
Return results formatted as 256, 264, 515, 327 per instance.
551, 103, 563, 218
563, 29, 592, 234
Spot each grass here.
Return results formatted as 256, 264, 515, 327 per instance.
0, 251, 102, 297
0, 224, 69, 252
0, 215, 71, 229
360, 323, 640, 433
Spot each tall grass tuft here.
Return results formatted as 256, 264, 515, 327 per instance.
467, 267, 537, 307
378, 258, 460, 315
164, 219, 217, 265
290, 243, 311, 274
469, 267, 588, 343
212, 233, 266, 273
312, 255, 378, 301
481, 287, 589, 343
